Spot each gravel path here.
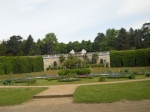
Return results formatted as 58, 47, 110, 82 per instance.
0, 78, 150, 112
0, 98, 150, 112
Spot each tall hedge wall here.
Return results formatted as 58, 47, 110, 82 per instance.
110, 48, 150, 67
0, 56, 44, 75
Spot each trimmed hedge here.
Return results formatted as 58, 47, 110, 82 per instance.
110, 48, 150, 67
0, 56, 44, 75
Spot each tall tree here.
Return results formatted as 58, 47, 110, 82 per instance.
58, 42, 67, 54
106, 28, 119, 50
115, 28, 130, 50
0, 41, 7, 56
128, 27, 135, 49
43, 33, 58, 55
6, 35, 23, 55
91, 53, 99, 64
134, 29, 142, 49
142, 23, 150, 48
93, 33, 106, 51
24, 35, 34, 55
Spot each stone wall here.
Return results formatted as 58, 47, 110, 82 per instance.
43, 52, 110, 70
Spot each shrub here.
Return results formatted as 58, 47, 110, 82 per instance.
127, 74, 135, 79
124, 69, 129, 73
145, 72, 150, 77
3, 80, 13, 85
0, 56, 44, 75
110, 48, 150, 67
99, 76, 105, 82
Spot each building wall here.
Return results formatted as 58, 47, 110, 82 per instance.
43, 52, 110, 70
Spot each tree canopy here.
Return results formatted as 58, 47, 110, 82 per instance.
0, 23, 149, 56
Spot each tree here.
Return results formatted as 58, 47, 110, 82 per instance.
63, 55, 82, 69
58, 42, 67, 54
91, 53, 99, 64
115, 28, 130, 50
67, 41, 73, 53
24, 35, 34, 55
0, 41, 7, 55
93, 33, 106, 51
43, 33, 58, 54
106, 28, 119, 50
87, 40, 93, 52
128, 28, 135, 49
142, 23, 150, 48
59, 55, 65, 63
134, 29, 142, 49
6, 35, 23, 55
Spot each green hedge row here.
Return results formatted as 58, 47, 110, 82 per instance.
0, 56, 44, 75
110, 48, 150, 67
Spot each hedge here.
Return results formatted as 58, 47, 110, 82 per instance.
110, 48, 150, 67
0, 56, 44, 75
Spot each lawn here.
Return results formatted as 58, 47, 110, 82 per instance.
0, 88, 47, 106
73, 81, 150, 103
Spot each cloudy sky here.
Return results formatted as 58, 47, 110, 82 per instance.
0, 0, 150, 43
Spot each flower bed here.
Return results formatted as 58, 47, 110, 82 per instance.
58, 78, 81, 82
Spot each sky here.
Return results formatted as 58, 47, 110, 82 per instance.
0, 0, 150, 43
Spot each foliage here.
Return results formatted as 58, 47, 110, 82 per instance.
91, 53, 99, 64
0, 56, 44, 75
127, 74, 135, 79
59, 54, 65, 63
98, 76, 105, 82
145, 72, 150, 77
110, 48, 150, 67
3, 80, 13, 85
0, 23, 149, 56
58, 68, 91, 78
63, 55, 82, 69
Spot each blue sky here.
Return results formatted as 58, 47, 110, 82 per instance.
0, 0, 150, 43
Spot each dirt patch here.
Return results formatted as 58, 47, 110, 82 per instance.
0, 98, 150, 112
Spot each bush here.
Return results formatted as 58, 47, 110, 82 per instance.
127, 74, 135, 79
0, 56, 44, 75
145, 72, 150, 77
110, 48, 150, 67
99, 76, 105, 82
124, 69, 129, 73
58, 68, 91, 78
3, 80, 13, 85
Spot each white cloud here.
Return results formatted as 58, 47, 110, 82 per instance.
19, 5, 35, 13
0, 0, 150, 43
117, 0, 150, 16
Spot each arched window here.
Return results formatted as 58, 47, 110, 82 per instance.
100, 59, 103, 64
53, 61, 57, 67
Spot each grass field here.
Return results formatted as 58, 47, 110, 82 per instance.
73, 81, 150, 103
0, 88, 47, 106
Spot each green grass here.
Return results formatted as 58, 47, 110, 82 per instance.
0, 88, 47, 106
73, 81, 150, 103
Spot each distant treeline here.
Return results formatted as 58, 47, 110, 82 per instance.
0, 23, 149, 56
